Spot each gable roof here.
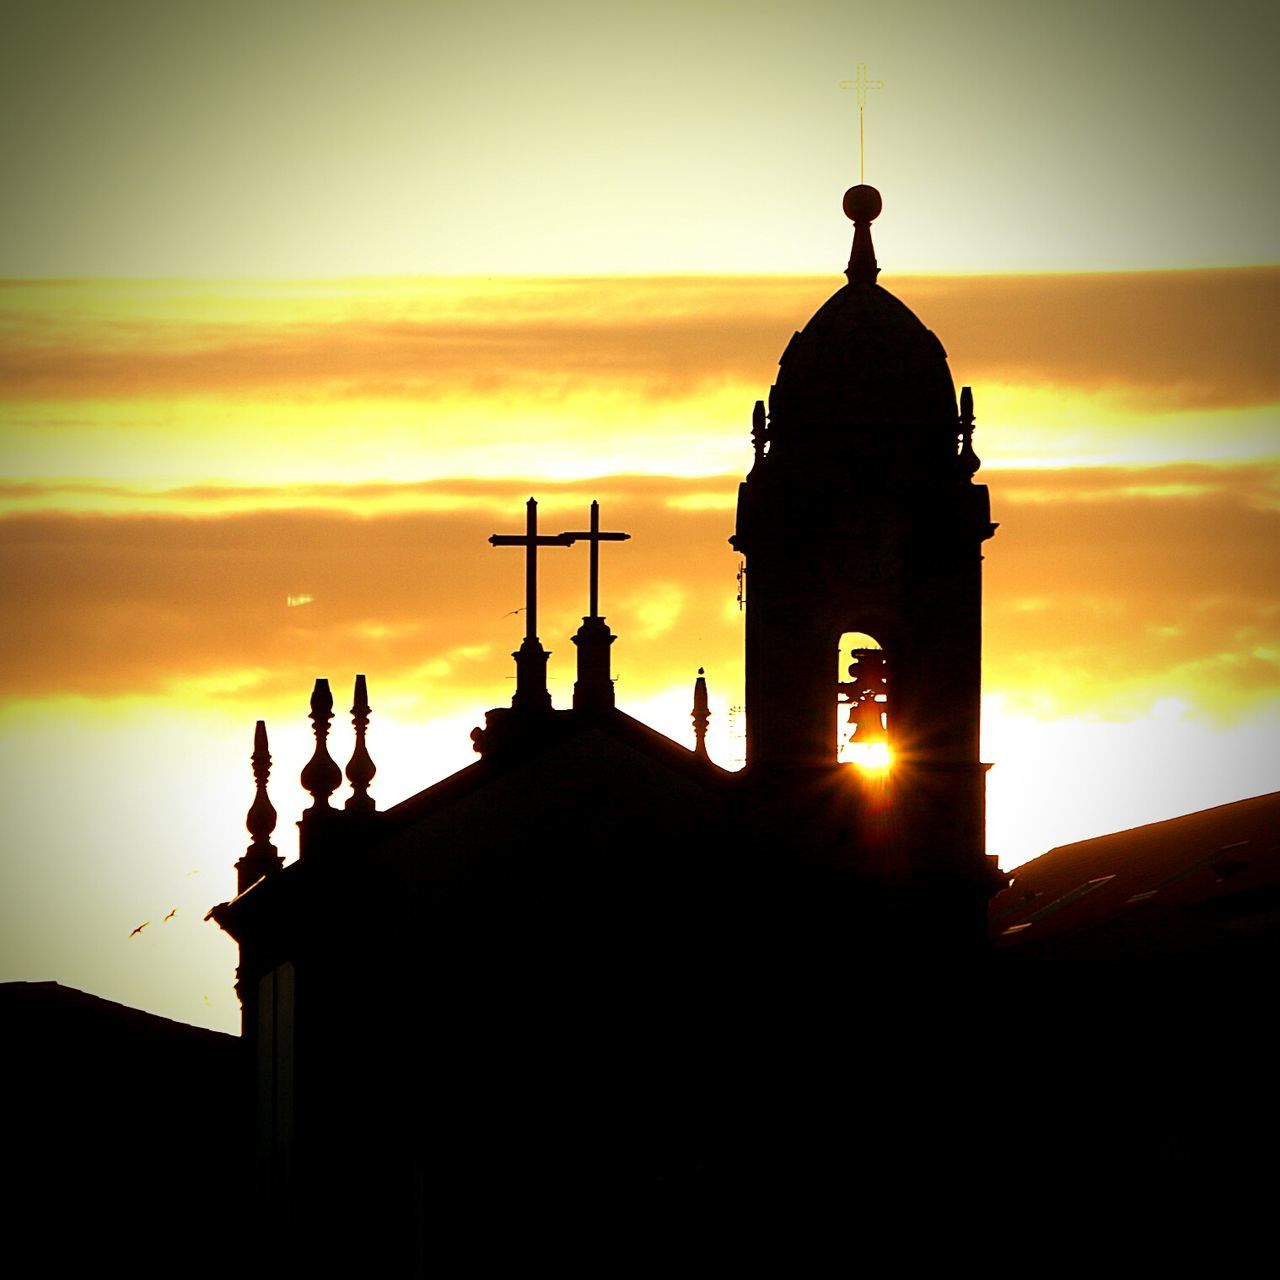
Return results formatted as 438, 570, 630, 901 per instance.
383, 707, 730, 832
211, 706, 734, 942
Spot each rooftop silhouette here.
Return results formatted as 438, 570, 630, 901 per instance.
205, 176, 1014, 1264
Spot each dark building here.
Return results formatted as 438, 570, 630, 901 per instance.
987, 791, 1280, 1221
990, 790, 1280, 972
3, 981, 239, 1268
210, 182, 1008, 1263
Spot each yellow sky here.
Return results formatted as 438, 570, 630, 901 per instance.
4, 1, 1277, 276
3, 269, 1278, 1032
1, 1, 1278, 1031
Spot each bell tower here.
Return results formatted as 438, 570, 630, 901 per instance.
731, 184, 997, 898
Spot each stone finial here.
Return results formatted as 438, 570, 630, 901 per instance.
751, 399, 768, 462
843, 184, 882, 285
236, 720, 282, 893
692, 667, 710, 761
345, 673, 377, 812
958, 385, 981, 478
246, 720, 277, 850
300, 678, 342, 810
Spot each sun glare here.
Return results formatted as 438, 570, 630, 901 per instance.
837, 631, 889, 768
843, 742, 892, 772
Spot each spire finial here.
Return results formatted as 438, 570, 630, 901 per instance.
247, 720, 277, 848
237, 720, 282, 893
692, 667, 710, 761
751, 400, 768, 463
301, 677, 342, 810
345, 674, 377, 812
958, 386, 981, 478
843, 184, 882, 285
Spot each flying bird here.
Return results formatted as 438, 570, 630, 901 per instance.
501, 606, 526, 618
129, 922, 150, 938
163, 908, 177, 922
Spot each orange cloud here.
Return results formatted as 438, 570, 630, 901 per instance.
0, 472, 734, 507
0, 492, 742, 707
3, 269, 1276, 411
3, 465, 1277, 726
986, 463, 1280, 716
900, 269, 1280, 411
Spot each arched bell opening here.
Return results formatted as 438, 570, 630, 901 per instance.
836, 631, 889, 770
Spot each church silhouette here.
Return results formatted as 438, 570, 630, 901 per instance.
210, 181, 1009, 1262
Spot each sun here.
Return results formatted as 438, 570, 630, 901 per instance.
843, 741, 892, 772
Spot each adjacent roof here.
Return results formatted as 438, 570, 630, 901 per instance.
989, 790, 1280, 962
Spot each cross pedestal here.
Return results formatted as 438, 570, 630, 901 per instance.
571, 616, 617, 712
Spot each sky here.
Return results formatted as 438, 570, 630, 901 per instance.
2, 0, 1278, 1033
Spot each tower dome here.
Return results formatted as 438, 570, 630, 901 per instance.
766, 185, 958, 463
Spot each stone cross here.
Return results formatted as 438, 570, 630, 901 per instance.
560, 500, 630, 619
489, 497, 572, 643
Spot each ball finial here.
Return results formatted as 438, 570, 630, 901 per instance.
842, 184, 882, 223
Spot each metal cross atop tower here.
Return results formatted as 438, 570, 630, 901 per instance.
839, 61, 883, 184
560, 500, 630, 619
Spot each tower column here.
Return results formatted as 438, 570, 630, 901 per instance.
731, 182, 998, 905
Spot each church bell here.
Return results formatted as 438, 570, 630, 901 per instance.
846, 694, 887, 744
845, 648, 888, 745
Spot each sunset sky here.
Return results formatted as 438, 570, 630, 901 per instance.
2, 0, 1277, 1033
